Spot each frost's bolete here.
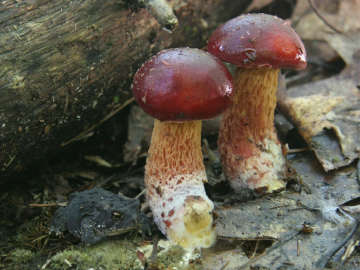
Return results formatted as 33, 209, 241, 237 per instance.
132, 48, 233, 248
208, 13, 307, 194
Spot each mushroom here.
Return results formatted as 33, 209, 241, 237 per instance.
207, 14, 306, 194
132, 48, 233, 248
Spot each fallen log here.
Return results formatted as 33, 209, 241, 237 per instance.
0, 0, 251, 178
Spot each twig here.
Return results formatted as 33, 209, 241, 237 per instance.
4, 155, 16, 168
220, 260, 230, 270
269, 204, 292, 210
315, 215, 359, 268
297, 239, 300, 256
149, 235, 160, 266
217, 236, 277, 242
295, 200, 321, 213
40, 258, 52, 270
94, 174, 118, 188
356, 159, 360, 187
307, 0, 343, 35
238, 230, 302, 269
250, 240, 260, 258
29, 202, 67, 207
286, 147, 309, 154
341, 239, 359, 262
61, 97, 134, 146
64, 259, 72, 267
134, 189, 146, 200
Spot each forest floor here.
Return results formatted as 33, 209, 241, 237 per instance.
1, 1, 360, 269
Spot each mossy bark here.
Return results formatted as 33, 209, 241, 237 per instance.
0, 0, 251, 178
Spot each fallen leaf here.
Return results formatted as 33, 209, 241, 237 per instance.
211, 152, 360, 269
294, 0, 360, 40
278, 63, 360, 171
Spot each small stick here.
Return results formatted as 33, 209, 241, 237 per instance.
307, 0, 343, 35
238, 230, 302, 269
134, 189, 146, 200
220, 261, 230, 270
217, 236, 276, 242
297, 239, 300, 256
61, 97, 134, 146
64, 259, 72, 267
149, 235, 160, 265
341, 239, 359, 262
315, 217, 359, 268
29, 202, 67, 207
286, 147, 309, 154
41, 259, 52, 270
356, 159, 360, 187
250, 240, 260, 258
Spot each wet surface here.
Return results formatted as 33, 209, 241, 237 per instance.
207, 152, 360, 269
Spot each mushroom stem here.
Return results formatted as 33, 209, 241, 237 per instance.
218, 68, 286, 194
146, 119, 215, 248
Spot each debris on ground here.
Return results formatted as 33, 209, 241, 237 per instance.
50, 188, 152, 244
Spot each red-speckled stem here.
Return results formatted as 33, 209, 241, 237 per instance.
146, 120, 204, 184
146, 119, 215, 248
218, 68, 286, 194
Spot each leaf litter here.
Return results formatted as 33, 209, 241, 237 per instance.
278, 0, 360, 172
202, 152, 360, 269
200, 1, 360, 268
2, 1, 360, 269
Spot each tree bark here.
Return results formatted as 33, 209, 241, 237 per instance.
0, 0, 251, 178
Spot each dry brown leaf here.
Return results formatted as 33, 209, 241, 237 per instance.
323, 31, 360, 65
281, 3, 360, 171
279, 63, 360, 171
245, 0, 274, 12
294, 0, 360, 40
214, 152, 360, 269
292, 0, 360, 66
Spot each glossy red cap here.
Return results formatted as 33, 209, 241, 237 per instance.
208, 13, 307, 70
132, 48, 233, 121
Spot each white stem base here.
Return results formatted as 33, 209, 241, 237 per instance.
147, 171, 215, 249
227, 138, 286, 193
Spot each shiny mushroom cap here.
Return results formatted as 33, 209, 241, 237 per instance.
208, 13, 307, 70
132, 48, 233, 121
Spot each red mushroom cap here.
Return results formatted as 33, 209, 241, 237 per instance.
208, 13, 307, 70
132, 48, 233, 121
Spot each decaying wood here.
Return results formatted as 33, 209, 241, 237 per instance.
0, 0, 251, 178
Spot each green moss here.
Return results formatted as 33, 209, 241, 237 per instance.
156, 245, 186, 269
42, 239, 205, 270
8, 249, 34, 264
113, 96, 120, 103
7, 236, 203, 270
48, 240, 143, 270
148, 243, 204, 270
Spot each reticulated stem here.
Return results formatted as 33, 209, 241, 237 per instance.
146, 119, 215, 248
225, 68, 279, 148
218, 68, 286, 193
146, 120, 205, 185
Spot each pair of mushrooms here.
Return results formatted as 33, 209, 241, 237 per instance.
132, 14, 307, 249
